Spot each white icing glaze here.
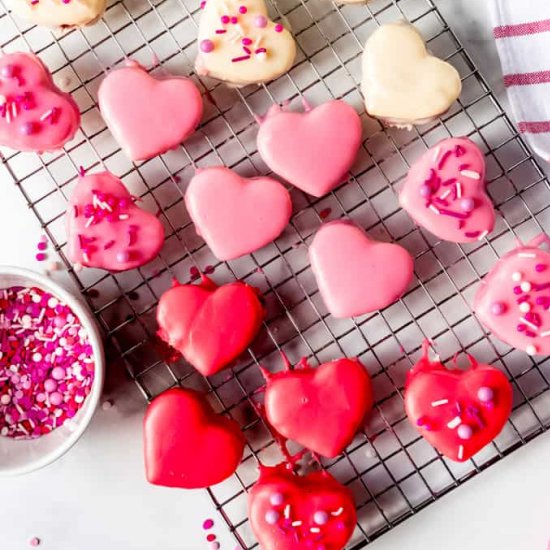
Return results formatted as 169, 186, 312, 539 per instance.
361, 21, 462, 125
195, 0, 296, 86
7, 0, 106, 28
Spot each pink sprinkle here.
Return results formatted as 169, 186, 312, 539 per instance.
232, 55, 251, 62
239, 5, 247, 13
274, 23, 283, 32
221, 15, 230, 23
202, 519, 214, 530
210, 543, 220, 550
0, 286, 94, 439
242, 37, 252, 46
215, 29, 227, 34
37, 241, 47, 251
230, 16, 238, 23
29, 537, 40, 547
437, 150, 452, 169
35, 253, 46, 262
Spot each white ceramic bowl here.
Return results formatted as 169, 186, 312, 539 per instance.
0, 266, 105, 476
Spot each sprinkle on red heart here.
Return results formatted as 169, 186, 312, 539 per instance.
263, 356, 373, 458
143, 388, 245, 489
248, 464, 356, 550
405, 342, 512, 462
156, 276, 265, 376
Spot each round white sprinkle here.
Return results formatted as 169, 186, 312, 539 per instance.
48, 297, 58, 308
519, 302, 531, 313
0, 394, 11, 405
520, 281, 532, 292
512, 272, 522, 282
1, 427, 8, 436
526, 344, 537, 356
31, 294, 41, 304
32, 352, 42, 362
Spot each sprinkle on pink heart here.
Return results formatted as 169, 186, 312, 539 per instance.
309, 220, 413, 318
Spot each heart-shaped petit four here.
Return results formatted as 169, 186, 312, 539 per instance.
405, 342, 512, 462
66, 171, 165, 272
195, 0, 296, 86
474, 233, 550, 356
256, 99, 362, 197
361, 22, 462, 127
185, 166, 292, 261
263, 356, 373, 457
6, 0, 106, 28
144, 388, 245, 488
0, 52, 80, 152
400, 137, 495, 243
309, 220, 414, 318
98, 60, 202, 161
156, 276, 265, 376
248, 464, 356, 550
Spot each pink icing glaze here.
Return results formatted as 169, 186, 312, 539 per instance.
98, 61, 203, 161
185, 166, 292, 261
0, 52, 80, 152
309, 220, 414, 318
67, 170, 165, 271
400, 137, 495, 243
474, 233, 550, 356
256, 99, 362, 197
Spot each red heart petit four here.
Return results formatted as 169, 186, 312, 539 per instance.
263, 356, 373, 458
405, 342, 512, 462
248, 464, 356, 550
156, 276, 265, 376
143, 387, 245, 488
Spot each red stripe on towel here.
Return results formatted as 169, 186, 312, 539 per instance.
518, 121, 550, 134
494, 19, 550, 39
504, 70, 550, 86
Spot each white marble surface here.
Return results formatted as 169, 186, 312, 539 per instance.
1, 0, 550, 549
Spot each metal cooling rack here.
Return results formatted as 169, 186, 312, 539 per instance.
2, 0, 550, 547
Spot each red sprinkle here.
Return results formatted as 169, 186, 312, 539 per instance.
319, 207, 332, 220
0, 286, 95, 439
206, 534, 216, 542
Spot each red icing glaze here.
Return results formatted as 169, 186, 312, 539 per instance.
404, 343, 512, 462
0, 52, 80, 152
263, 357, 373, 458
400, 137, 495, 243
143, 388, 245, 488
474, 233, 550, 356
67, 171, 165, 271
248, 464, 356, 550
156, 276, 265, 376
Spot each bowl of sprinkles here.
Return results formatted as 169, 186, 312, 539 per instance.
0, 266, 104, 475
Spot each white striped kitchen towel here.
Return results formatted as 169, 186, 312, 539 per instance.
491, 0, 550, 162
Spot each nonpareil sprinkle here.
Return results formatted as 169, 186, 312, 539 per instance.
0, 286, 95, 439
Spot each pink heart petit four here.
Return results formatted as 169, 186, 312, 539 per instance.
257, 99, 362, 197
98, 61, 203, 161
474, 233, 550, 356
0, 52, 80, 152
66, 170, 165, 272
309, 220, 414, 318
185, 166, 292, 261
399, 137, 495, 243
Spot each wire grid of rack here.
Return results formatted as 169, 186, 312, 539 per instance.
2, 0, 550, 547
